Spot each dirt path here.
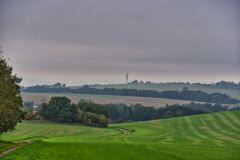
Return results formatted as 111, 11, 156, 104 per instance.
0, 141, 31, 158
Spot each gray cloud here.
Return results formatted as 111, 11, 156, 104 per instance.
0, 0, 239, 86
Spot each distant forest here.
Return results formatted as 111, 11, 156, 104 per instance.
127, 80, 240, 90
22, 83, 239, 104
92, 80, 240, 90
106, 102, 239, 123
214, 81, 240, 90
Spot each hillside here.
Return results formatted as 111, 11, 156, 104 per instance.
90, 83, 240, 100
1, 110, 240, 160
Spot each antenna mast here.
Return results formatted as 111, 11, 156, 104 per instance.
0, 46, 3, 54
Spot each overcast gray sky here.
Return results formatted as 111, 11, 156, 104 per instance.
0, 0, 239, 86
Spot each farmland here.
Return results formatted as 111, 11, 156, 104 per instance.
21, 92, 194, 107
1, 110, 240, 160
90, 83, 240, 100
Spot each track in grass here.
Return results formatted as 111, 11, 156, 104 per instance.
1, 111, 240, 160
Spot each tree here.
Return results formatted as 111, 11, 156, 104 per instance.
41, 97, 73, 122
0, 54, 23, 134
99, 114, 108, 127
40, 97, 109, 127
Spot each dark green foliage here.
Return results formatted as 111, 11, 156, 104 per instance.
80, 112, 108, 128
41, 97, 73, 122
77, 99, 108, 117
106, 102, 230, 122
39, 97, 238, 124
23, 85, 71, 93
0, 55, 23, 134
40, 97, 108, 127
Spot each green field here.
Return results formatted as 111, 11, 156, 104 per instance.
1, 111, 240, 160
91, 83, 240, 100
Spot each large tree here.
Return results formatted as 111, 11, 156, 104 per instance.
41, 96, 73, 122
0, 54, 23, 134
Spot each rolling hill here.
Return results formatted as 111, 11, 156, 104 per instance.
1, 110, 240, 160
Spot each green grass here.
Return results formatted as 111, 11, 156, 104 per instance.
1, 111, 240, 160
91, 83, 240, 100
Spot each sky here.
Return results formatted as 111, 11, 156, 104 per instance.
0, 0, 239, 86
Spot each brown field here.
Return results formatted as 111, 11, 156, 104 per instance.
21, 92, 195, 107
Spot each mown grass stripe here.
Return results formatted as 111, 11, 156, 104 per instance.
200, 114, 240, 144
188, 115, 223, 144
179, 117, 201, 143
229, 111, 240, 121
183, 116, 209, 143
222, 112, 240, 128
213, 113, 240, 133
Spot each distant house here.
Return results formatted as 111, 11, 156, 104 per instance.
23, 101, 34, 110
33, 104, 39, 114
24, 101, 39, 112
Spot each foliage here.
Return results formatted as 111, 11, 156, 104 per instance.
30, 96, 237, 124
40, 97, 108, 127
0, 55, 23, 134
215, 81, 240, 90
106, 102, 231, 122
41, 97, 73, 122
77, 99, 108, 117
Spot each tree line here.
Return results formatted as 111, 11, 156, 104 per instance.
116, 80, 240, 90
22, 84, 239, 104
106, 102, 236, 122
214, 81, 240, 90
25, 96, 240, 125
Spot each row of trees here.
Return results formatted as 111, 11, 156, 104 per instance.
40, 97, 108, 127
106, 102, 233, 123
27, 96, 239, 124
23, 85, 239, 104
214, 81, 240, 90
123, 80, 240, 90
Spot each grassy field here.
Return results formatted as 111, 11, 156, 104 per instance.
1, 110, 240, 160
21, 92, 194, 107
90, 83, 240, 100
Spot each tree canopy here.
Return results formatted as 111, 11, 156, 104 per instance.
41, 97, 108, 127
0, 54, 23, 134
